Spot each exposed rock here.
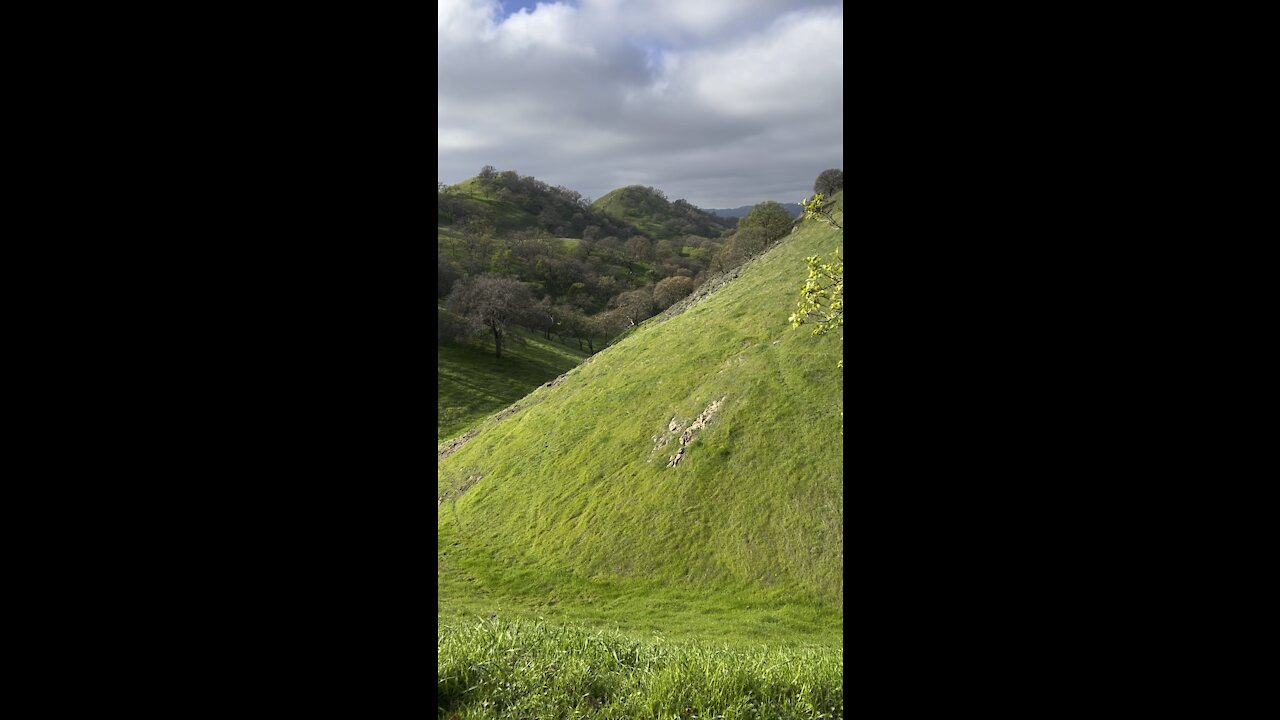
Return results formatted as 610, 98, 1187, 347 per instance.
666, 447, 685, 468
666, 397, 725, 467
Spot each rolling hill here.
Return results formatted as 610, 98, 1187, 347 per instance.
591, 185, 735, 240
440, 169, 644, 239
438, 193, 844, 648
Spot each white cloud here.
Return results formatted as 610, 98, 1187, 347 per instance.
437, 0, 843, 208
437, 0, 499, 40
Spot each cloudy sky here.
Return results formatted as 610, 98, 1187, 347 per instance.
438, 0, 843, 210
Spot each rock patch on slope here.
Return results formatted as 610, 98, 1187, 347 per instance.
664, 397, 725, 468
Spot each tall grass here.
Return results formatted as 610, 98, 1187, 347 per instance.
438, 616, 843, 719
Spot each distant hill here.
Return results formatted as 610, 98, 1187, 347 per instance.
706, 202, 803, 220
591, 185, 735, 240
440, 169, 642, 239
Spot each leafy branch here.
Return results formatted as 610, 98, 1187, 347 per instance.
789, 193, 843, 369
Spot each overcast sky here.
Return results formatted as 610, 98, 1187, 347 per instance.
438, 0, 843, 210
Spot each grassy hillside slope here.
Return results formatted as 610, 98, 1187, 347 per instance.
439, 193, 843, 648
444, 178, 542, 233
438, 323, 591, 444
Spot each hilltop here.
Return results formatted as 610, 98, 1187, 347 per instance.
440, 168, 643, 239
591, 185, 735, 241
439, 193, 844, 648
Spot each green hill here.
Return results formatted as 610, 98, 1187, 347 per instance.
440, 177, 543, 233
591, 185, 735, 240
440, 169, 643, 239
438, 193, 844, 649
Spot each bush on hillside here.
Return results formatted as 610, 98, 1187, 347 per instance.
716, 227, 770, 270
654, 275, 696, 311
739, 201, 793, 243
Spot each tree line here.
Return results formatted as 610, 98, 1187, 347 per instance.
440, 167, 834, 359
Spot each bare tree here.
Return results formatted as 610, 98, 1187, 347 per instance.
613, 287, 656, 326
445, 275, 535, 359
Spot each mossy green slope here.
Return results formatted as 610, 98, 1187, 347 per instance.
439, 194, 843, 647
443, 178, 541, 232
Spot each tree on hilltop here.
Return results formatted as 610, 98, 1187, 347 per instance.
814, 168, 844, 197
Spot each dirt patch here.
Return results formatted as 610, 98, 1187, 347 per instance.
544, 374, 567, 389
438, 430, 478, 461
666, 397, 725, 467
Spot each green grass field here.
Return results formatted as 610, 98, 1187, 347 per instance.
438, 617, 842, 719
438, 324, 590, 444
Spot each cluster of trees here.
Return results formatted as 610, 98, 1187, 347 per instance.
439, 170, 638, 240
439, 222, 705, 312
470, 167, 641, 239
443, 273, 671, 357
441, 166, 844, 361
713, 201, 796, 271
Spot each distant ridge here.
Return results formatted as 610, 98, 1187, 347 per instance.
706, 202, 803, 220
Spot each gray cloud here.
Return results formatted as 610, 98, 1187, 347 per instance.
438, 0, 843, 209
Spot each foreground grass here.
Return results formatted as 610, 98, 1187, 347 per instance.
438, 616, 843, 719
438, 324, 590, 443
438, 528, 842, 649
